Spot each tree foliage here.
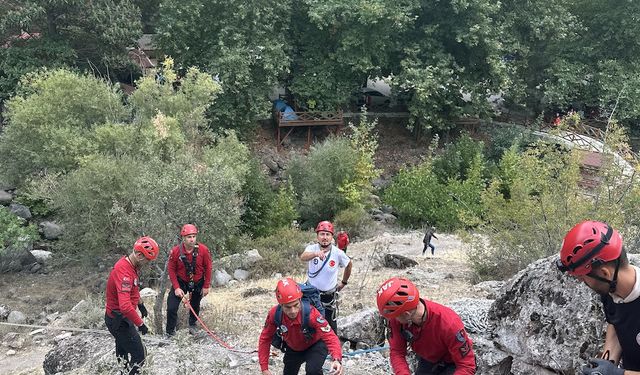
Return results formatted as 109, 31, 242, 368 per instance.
0, 0, 143, 99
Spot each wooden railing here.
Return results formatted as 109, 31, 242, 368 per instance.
275, 110, 344, 150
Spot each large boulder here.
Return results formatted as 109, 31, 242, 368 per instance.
383, 253, 418, 269
9, 203, 31, 220
0, 190, 12, 205
39, 221, 63, 240
475, 254, 640, 374
43, 333, 111, 374
215, 249, 263, 274
0, 240, 37, 273
337, 308, 385, 347
446, 298, 493, 334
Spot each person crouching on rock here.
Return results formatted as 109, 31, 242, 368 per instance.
377, 277, 476, 375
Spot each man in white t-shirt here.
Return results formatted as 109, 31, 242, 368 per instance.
300, 220, 352, 332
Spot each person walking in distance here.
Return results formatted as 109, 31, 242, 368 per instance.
104, 236, 159, 375
166, 224, 212, 336
423, 226, 438, 256
257, 277, 343, 375
300, 220, 352, 332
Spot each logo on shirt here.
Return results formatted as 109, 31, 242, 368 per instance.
313, 259, 319, 265
121, 276, 132, 291
459, 340, 471, 358
329, 260, 336, 267
316, 316, 326, 324
320, 325, 331, 333
456, 329, 466, 343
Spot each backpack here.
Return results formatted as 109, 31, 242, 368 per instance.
271, 282, 325, 352
336, 231, 349, 252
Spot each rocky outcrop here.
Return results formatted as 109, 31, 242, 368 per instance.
39, 221, 62, 240
337, 308, 385, 347
474, 254, 640, 374
383, 253, 418, 269
43, 333, 110, 374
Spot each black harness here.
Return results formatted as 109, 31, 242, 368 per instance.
179, 244, 200, 292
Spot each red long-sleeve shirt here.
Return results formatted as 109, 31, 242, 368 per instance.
388, 299, 476, 375
105, 257, 143, 327
167, 243, 212, 289
258, 304, 343, 372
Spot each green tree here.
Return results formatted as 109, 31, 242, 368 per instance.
155, 0, 291, 131
288, 137, 358, 225
0, 69, 127, 186
0, 0, 143, 99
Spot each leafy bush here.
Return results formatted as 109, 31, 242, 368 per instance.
0, 69, 127, 186
432, 133, 484, 182
338, 112, 381, 209
249, 228, 314, 277
0, 207, 38, 255
333, 206, 374, 239
240, 160, 277, 238
468, 142, 587, 279
288, 137, 358, 225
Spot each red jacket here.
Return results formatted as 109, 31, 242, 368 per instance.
105, 257, 143, 327
167, 243, 212, 289
258, 304, 343, 372
388, 299, 476, 375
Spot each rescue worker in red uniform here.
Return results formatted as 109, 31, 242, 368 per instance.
377, 277, 476, 375
557, 221, 640, 375
166, 224, 212, 335
258, 277, 344, 375
105, 236, 159, 375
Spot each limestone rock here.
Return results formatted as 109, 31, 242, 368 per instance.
383, 253, 418, 269
214, 269, 233, 287
337, 308, 385, 347
215, 249, 263, 275
7, 310, 26, 324
9, 203, 31, 220
31, 250, 52, 263
0, 190, 12, 205
39, 221, 63, 240
233, 269, 250, 281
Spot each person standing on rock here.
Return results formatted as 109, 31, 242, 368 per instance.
166, 224, 212, 336
258, 277, 344, 375
300, 220, 352, 332
557, 221, 640, 375
376, 277, 476, 375
105, 236, 159, 375
422, 225, 438, 256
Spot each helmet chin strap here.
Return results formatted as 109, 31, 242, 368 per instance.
587, 258, 621, 294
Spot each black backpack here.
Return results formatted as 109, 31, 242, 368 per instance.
271, 282, 324, 352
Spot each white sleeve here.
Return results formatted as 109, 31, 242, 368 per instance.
338, 250, 350, 267
303, 243, 318, 254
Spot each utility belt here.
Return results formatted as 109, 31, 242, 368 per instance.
319, 288, 338, 310
177, 278, 205, 293
105, 310, 132, 331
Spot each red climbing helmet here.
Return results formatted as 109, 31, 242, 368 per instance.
315, 221, 334, 234
337, 231, 349, 250
275, 277, 302, 304
376, 277, 420, 319
180, 224, 198, 236
557, 221, 622, 276
134, 236, 159, 260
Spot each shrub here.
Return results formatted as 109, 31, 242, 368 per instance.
432, 133, 484, 182
0, 69, 127, 186
0, 206, 38, 256
333, 206, 374, 239
240, 160, 277, 238
288, 137, 358, 225
249, 228, 314, 277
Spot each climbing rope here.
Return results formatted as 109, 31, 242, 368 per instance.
181, 293, 257, 354
0, 322, 171, 344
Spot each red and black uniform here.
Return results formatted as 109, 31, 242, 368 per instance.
104, 256, 145, 375
388, 299, 476, 375
258, 305, 342, 375
166, 243, 212, 334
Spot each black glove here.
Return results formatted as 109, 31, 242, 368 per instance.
581, 358, 624, 375
138, 323, 149, 335
138, 303, 148, 318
